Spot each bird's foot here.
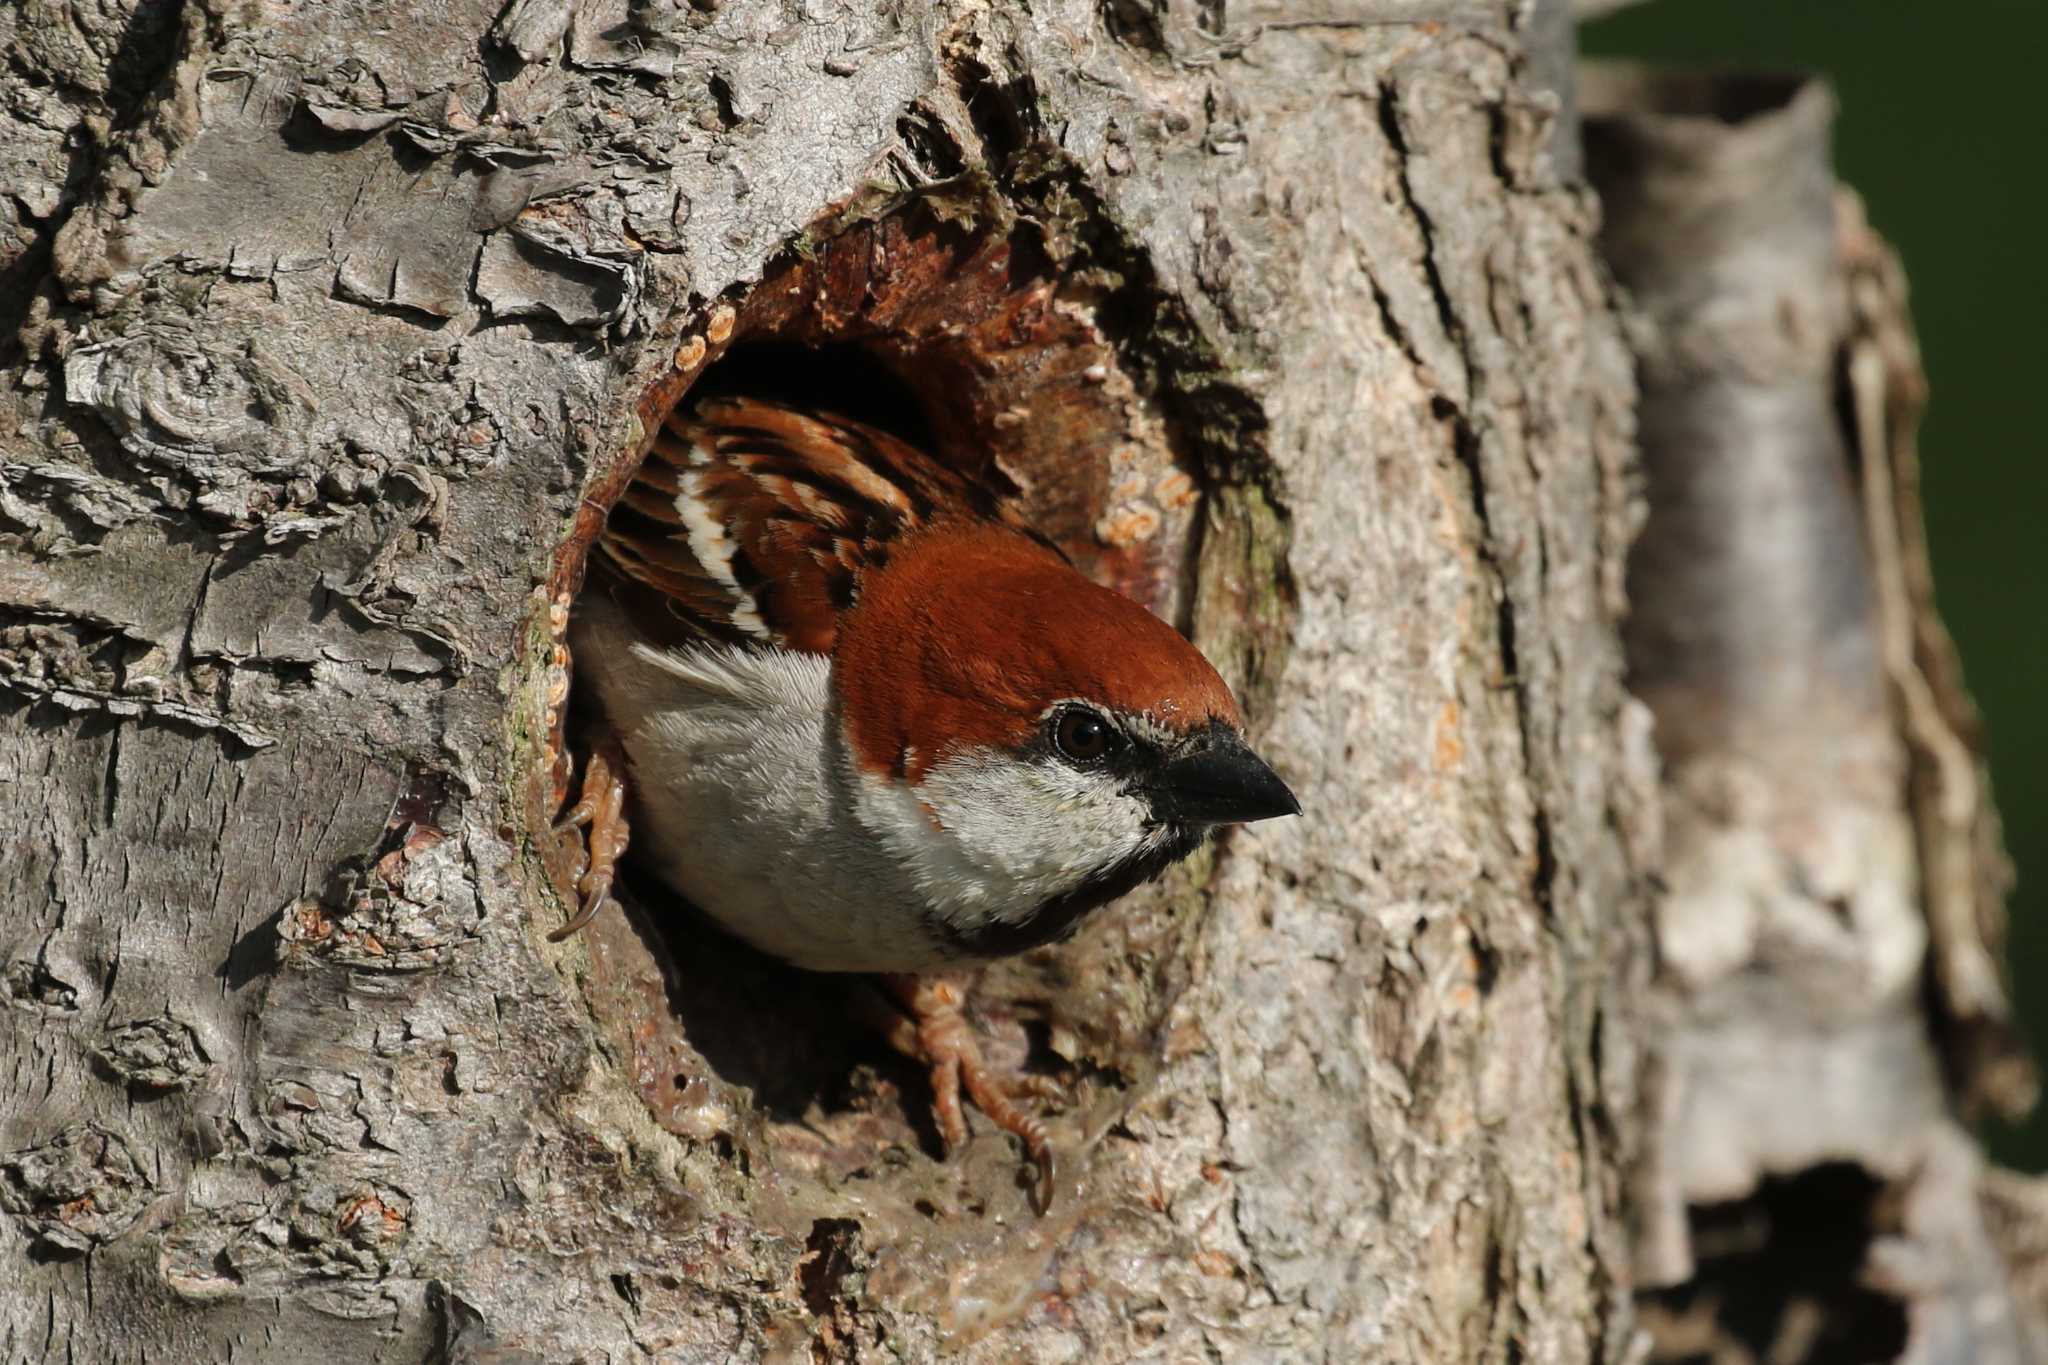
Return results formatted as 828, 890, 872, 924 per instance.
549, 732, 631, 941
876, 973, 1066, 1212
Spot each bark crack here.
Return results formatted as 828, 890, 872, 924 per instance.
1373, 77, 1559, 923
100, 722, 120, 827
1375, 83, 1467, 383
1209, 1093, 1283, 1310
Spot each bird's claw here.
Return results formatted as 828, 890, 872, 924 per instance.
880, 973, 1063, 1213
549, 735, 630, 941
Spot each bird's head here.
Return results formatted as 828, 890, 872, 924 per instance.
833, 524, 1299, 956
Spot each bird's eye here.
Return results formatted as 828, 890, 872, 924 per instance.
1053, 708, 1120, 763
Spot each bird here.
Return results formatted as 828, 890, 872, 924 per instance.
552, 393, 1299, 1205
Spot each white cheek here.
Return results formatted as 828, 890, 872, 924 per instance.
930, 758, 1153, 879
854, 749, 1158, 921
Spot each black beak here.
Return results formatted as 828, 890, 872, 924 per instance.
1150, 729, 1301, 827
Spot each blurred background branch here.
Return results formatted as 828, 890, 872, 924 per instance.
1582, 3, 2048, 1359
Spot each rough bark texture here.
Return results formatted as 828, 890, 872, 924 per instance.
1581, 65, 2039, 1365
0, 0, 1651, 1359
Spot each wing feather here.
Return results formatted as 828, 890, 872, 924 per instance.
592, 395, 1019, 654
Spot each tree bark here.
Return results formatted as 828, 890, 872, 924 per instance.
1, 1, 1997, 1361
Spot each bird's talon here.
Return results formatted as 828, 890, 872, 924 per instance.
549, 735, 630, 941
881, 974, 1065, 1210
1004, 1072, 1070, 1104
1029, 1145, 1055, 1215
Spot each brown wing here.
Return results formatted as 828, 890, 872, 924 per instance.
595, 395, 1025, 654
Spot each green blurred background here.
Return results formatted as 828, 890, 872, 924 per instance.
1582, 1, 2048, 1168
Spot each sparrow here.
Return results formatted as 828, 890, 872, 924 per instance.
553, 394, 1299, 1203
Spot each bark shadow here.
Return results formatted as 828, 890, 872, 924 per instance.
614, 872, 926, 1132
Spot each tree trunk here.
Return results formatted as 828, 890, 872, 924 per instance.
0, 1, 2013, 1362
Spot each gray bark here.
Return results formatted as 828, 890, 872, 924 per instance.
1, 1, 1646, 1358
1, 1, 2010, 1362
